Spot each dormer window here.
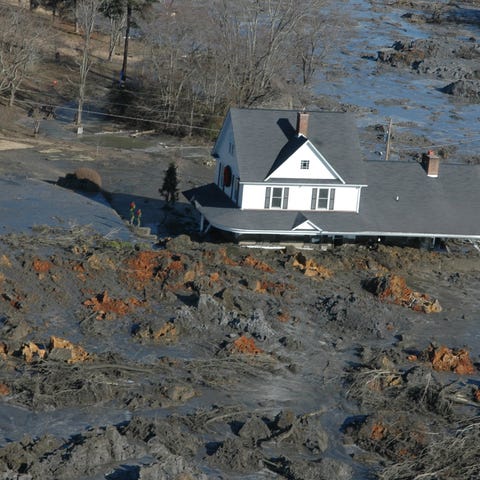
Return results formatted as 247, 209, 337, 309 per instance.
300, 160, 309, 170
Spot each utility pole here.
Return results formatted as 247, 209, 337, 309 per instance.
385, 118, 393, 161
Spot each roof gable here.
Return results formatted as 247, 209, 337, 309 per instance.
266, 138, 344, 182
291, 213, 322, 232
227, 108, 366, 185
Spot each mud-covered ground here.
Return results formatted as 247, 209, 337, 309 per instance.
0, 230, 479, 479
1, 0, 480, 478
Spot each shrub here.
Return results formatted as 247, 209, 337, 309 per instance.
74, 167, 102, 191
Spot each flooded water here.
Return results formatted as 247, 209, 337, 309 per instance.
318, 0, 480, 158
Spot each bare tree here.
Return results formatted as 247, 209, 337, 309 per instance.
140, 2, 197, 116
103, 5, 127, 61
294, 11, 333, 88
209, 0, 327, 106
121, 0, 155, 83
76, 0, 105, 129
120, 0, 132, 82
0, 5, 45, 106
113, 0, 331, 136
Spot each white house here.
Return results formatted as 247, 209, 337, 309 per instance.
212, 109, 365, 216
184, 108, 480, 243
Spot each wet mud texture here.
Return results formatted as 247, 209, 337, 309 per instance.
346, 0, 480, 165
0, 229, 479, 479
374, 0, 480, 102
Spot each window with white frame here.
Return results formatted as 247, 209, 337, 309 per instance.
311, 188, 335, 210
300, 160, 310, 170
265, 186, 289, 209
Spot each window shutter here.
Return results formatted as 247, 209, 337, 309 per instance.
282, 187, 289, 209
264, 187, 271, 209
217, 163, 223, 186
311, 188, 317, 210
329, 189, 336, 210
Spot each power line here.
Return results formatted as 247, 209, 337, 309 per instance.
15, 86, 224, 120
9, 90, 480, 148
374, 118, 480, 152
12, 96, 221, 133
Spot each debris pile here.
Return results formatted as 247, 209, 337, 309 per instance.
363, 274, 442, 312
424, 344, 476, 375
229, 335, 263, 355
292, 252, 332, 279
17, 336, 91, 364
48, 336, 91, 363
254, 279, 291, 296
83, 290, 141, 319
32, 258, 53, 273
133, 321, 178, 344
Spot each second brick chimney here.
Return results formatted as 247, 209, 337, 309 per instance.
296, 111, 309, 137
423, 150, 440, 178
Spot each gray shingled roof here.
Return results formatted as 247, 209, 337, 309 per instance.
353, 160, 480, 237
228, 108, 367, 184
184, 159, 480, 238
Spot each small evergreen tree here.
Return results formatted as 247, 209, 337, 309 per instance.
159, 162, 178, 204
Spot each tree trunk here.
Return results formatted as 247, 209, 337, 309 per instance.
9, 87, 16, 107
108, 18, 117, 61
77, 38, 88, 127
75, 0, 104, 131
108, 12, 126, 62
74, 0, 79, 33
76, 79, 85, 127
121, 3, 132, 83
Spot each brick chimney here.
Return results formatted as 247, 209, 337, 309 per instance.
423, 150, 440, 178
296, 111, 309, 137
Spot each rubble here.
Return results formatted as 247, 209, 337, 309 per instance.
363, 274, 442, 313
229, 335, 263, 355
240, 254, 275, 272
83, 290, 142, 319
292, 252, 332, 279
48, 336, 91, 363
0, 226, 478, 479
424, 344, 476, 375
32, 258, 53, 273
19, 341, 47, 363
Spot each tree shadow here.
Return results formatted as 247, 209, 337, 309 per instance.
51, 175, 201, 238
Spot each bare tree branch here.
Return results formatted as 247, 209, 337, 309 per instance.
0, 5, 46, 106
